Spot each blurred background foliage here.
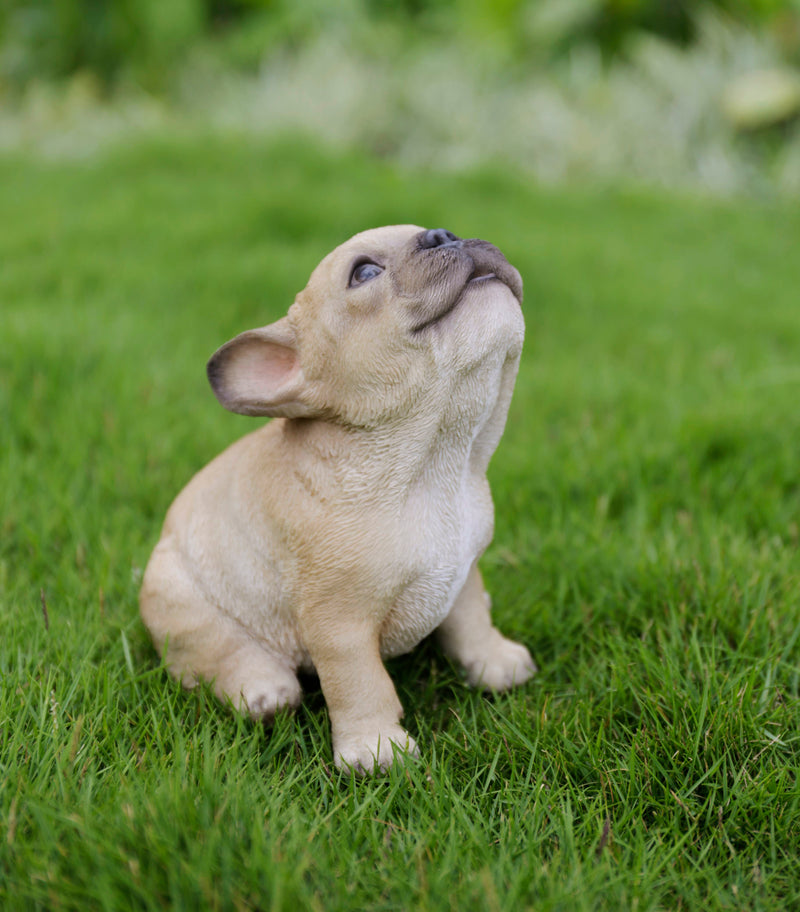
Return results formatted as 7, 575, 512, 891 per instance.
1, 0, 798, 90
1, 0, 800, 194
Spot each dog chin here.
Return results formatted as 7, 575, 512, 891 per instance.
412, 277, 514, 335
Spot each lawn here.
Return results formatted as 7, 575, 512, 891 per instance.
1, 136, 799, 910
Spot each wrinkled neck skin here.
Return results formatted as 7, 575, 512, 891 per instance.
279, 347, 520, 508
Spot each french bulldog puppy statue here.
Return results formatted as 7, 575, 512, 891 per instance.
140, 225, 535, 774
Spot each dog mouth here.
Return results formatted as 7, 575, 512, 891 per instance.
467, 263, 498, 285
411, 255, 521, 334
466, 248, 523, 304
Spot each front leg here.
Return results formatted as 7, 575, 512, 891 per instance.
437, 562, 536, 691
298, 606, 418, 774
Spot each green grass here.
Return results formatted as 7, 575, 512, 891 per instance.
1, 136, 799, 911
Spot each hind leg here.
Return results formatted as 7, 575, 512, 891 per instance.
140, 545, 302, 722
206, 637, 302, 721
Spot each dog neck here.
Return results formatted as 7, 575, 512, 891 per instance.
277, 357, 516, 507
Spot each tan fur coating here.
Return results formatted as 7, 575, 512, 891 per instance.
140, 225, 535, 774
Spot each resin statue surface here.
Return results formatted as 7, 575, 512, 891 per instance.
140, 225, 535, 774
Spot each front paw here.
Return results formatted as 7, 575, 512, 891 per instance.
334, 725, 419, 775
463, 634, 536, 692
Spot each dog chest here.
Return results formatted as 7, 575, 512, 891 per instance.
377, 476, 493, 659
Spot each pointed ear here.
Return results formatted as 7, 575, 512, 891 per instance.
206, 318, 317, 418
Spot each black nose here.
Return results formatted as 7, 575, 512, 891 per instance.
419, 228, 462, 249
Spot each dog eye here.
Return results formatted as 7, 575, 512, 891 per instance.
349, 261, 383, 287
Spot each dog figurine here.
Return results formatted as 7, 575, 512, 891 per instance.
140, 225, 535, 773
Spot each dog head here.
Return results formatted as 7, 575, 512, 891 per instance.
207, 225, 524, 428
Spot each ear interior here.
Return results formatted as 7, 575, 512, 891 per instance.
207, 323, 314, 418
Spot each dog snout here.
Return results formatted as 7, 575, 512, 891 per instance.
418, 228, 462, 250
